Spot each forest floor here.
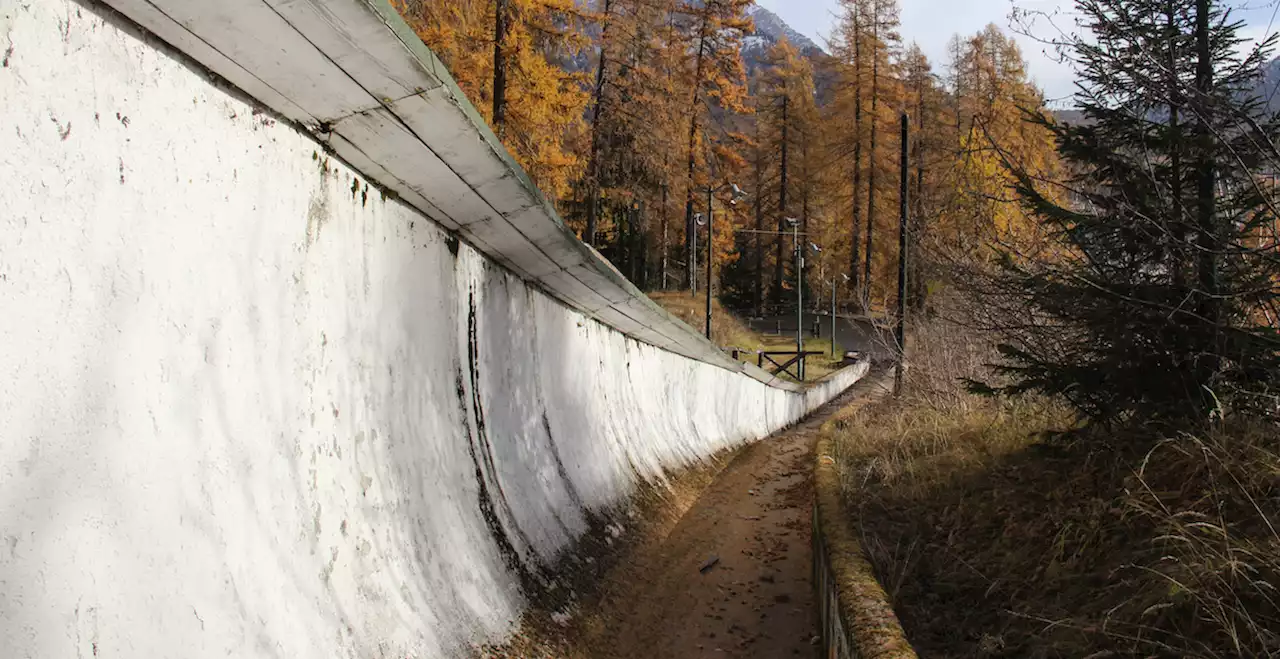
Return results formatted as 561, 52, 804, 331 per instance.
825, 316, 1280, 658
485, 375, 886, 659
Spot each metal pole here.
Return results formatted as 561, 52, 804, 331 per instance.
831, 283, 837, 358
691, 215, 698, 296
705, 187, 714, 340
795, 222, 803, 381
895, 112, 909, 396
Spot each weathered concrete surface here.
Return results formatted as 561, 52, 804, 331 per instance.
0, 2, 867, 657
91, 0, 787, 378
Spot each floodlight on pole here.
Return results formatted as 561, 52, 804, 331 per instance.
691, 213, 704, 296
703, 183, 748, 341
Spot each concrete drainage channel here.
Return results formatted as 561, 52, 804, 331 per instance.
812, 374, 918, 659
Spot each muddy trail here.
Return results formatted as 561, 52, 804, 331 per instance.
491, 376, 885, 659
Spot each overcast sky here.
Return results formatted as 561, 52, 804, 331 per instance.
755, 0, 1280, 108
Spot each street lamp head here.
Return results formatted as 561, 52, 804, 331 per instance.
784, 217, 799, 228
841, 273, 850, 282
694, 213, 707, 226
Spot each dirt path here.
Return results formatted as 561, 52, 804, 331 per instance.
558, 384, 875, 659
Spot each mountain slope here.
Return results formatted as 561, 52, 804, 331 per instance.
745, 5, 823, 56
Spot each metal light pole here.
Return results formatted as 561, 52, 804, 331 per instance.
705, 186, 713, 340
703, 184, 746, 341
830, 279, 837, 358
785, 217, 802, 379
691, 213, 703, 296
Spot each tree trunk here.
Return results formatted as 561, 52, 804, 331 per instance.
1194, 0, 1220, 341
583, 0, 615, 247
492, 0, 509, 138
911, 64, 926, 312
773, 95, 789, 302
684, 20, 709, 291
1167, 0, 1186, 291
801, 129, 811, 291
864, 2, 879, 306
753, 122, 765, 314
660, 182, 670, 290
849, 6, 863, 304
630, 204, 643, 284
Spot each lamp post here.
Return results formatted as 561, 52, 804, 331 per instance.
820, 271, 850, 358
702, 183, 747, 341
691, 212, 705, 296
784, 217, 802, 377
798, 240, 819, 376
811, 245, 847, 358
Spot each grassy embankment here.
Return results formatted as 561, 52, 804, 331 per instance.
648, 291, 845, 382
823, 309, 1280, 658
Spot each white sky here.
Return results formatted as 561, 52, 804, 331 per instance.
755, 0, 1280, 107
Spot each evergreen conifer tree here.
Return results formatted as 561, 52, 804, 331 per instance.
981, 0, 1280, 422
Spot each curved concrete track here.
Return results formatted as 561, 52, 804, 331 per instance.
512, 380, 883, 659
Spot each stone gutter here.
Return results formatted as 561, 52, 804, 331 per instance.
812, 403, 918, 659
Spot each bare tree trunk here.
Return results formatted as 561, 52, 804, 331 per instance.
753, 121, 765, 314
660, 182, 670, 290
492, 0, 509, 138
1167, 0, 1186, 290
630, 204, 642, 284
849, 5, 863, 304
1194, 0, 1219, 335
684, 22, 709, 291
584, 0, 615, 246
911, 66, 926, 312
864, 0, 879, 306
802, 129, 810, 239
773, 95, 789, 302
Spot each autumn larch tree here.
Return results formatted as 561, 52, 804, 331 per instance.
676, 0, 752, 291
395, 0, 589, 201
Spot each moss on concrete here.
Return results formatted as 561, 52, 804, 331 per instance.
814, 428, 917, 659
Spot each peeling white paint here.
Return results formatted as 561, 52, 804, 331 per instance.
0, 2, 867, 657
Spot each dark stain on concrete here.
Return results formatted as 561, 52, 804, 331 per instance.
459, 289, 547, 601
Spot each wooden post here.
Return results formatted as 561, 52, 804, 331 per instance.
895, 113, 909, 395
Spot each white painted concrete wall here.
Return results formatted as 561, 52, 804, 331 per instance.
0, 2, 867, 657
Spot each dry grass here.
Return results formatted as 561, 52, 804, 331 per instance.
826, 301, 1280, 658
648, 291, 845, 381
647, 291, 759, 349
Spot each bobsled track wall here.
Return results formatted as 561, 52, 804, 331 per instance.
0, 1, 868, 657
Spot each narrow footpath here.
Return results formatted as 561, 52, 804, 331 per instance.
550, 380, 881, 659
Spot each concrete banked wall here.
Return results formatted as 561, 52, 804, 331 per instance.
0, 1, 867, 656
